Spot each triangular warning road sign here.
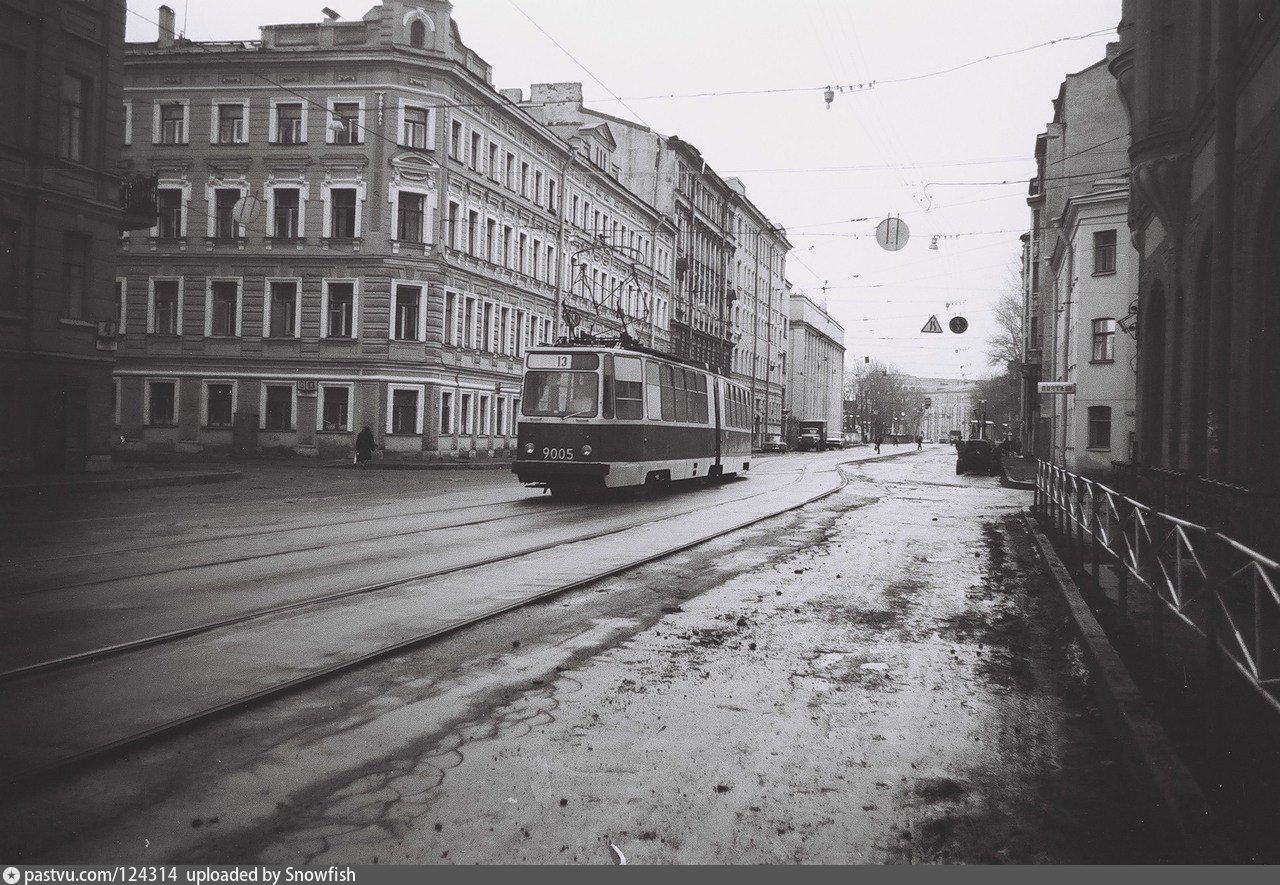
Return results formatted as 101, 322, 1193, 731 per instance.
921, 314, 943, 334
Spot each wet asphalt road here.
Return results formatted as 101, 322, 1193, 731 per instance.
0, 448, 1170, 863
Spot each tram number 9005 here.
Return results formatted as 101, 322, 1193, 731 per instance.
543, 447, 575, 460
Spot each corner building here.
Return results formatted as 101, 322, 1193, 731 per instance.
115, 0, 673, 460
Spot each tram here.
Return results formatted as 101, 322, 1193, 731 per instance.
512, 335, 753, 497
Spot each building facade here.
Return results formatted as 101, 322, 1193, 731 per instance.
1022, 47, 1132, 462
786, 293, 844, 435
912, 378, 980, 441
115, 0, 673, 461
1047, 182, 1138, 478
1, 0, 149, 473
1111, 0, 1280, 551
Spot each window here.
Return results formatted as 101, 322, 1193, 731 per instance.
1088, 406, 1112, 449
208, 280, 239, 336
329, 101, 360, 144
391, 388, 419, 434
459, 391, 473, 433
263, 384, 293, 431
485, 218, 497, 263
469, 132, 481, 170
467, 209, 479, 256
440, 390, 454, 434
409, 19, 426, 48
320, 385, 350, 431
146, 380, 177, 426
393, 284, 421, 341
205, 382, 234, 428
463, 297, 475, 348
614, 356, 644, 419
397, 192, 425, 243
158, 102, 186, 144
325, 281, 355, 337
60, 73, 89, 161
496, 396, 507, 437
329, 188, 357, 238
518, 232, 527, 274
63, 232, 89, 319
534, 170, 542, 205
213, 188, 241, 238
150, 279, 180, 334
267, 280, 298, 337
1092, 318, 1116, 362
272, 188, 300, 238
450, 119, 463, 160
502, 225, 513, 268
504, 153, 514, 189
547, 178, 557, 211
447, 201, 459, 249
274, 102, 304, 144
215, 103, 245, 144
482, 302, 493, 352
1093, 229, 1117, 274
402, 106, 428, 148
443, 290, 457, 346
478, 394, 491, 435
488, 142, 498, 178
156, 188, 183, 237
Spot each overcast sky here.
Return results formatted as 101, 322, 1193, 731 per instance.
125, 0, 1123, 380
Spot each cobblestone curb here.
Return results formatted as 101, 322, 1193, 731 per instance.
1021, 510, 1238, 863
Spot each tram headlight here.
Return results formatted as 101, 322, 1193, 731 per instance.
523, 442, 535, 455
580, 444, 593, 457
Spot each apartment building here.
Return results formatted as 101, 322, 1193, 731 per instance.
787, 293, 845, 434
0, 0, 151, 473
115, 0, 672, 460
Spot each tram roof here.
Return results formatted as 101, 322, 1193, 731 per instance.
532, 335, 716, 374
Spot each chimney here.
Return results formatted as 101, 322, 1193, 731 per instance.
498, 88, 523, 103
158, 5, 175, 47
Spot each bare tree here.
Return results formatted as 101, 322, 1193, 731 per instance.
847, 360, 926, 439
985, 258, 1024, 368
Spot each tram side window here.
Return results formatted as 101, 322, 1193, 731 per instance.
659, 364, 675, 421
645, 361, 662, 420
690, 372, 708, 424
614, 356, 644, 420
672, 368, 688, 422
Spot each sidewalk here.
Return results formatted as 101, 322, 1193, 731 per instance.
0, 463, 241, 501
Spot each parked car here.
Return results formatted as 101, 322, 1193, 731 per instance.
759, 433, 787, 453
937, 437, 948, 444
955, 439, 1001, 476
824, 434, 845, 450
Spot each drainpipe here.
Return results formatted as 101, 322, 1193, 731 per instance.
554, 145, 573, 342
1207, 0, 1236, 481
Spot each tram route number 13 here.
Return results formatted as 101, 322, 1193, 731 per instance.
543, 447, 575, 460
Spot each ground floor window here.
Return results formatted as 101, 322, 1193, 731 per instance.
147, 380, 176, 426
264, 384, 293, 431
391, 388, 419, 434
440, 390, 454, 435
496, 396, 506, 437
478, 394, 491, 435
1087, 406, 1111, 449
205, 381, 234, 428
321, 385, 350, 431
459, 392, 473, 434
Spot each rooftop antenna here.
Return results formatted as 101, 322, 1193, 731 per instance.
181, 0, 188, 37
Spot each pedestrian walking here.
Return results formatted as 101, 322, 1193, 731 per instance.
355, 425, 375, 467
916, 435, 923, 451
874, 436, 881, 454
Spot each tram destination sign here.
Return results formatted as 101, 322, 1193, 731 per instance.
1038, 381, 1076, 394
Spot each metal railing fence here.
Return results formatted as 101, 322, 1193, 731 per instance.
1036, 461, 1280, 717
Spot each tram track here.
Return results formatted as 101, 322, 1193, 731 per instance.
4, 459, 855, 790
1, 498, 598, 597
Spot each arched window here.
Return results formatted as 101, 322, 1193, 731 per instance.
409, 19, 425, 48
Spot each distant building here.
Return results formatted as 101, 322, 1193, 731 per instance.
114, 1, 674, 461
1111, 0, 1280, 550
1023, 45, 1134, 472
787, 294, 843, 435
1, 0, 151, 473
1049, 181, 1137, 476
521, 83, 792, 444
909, 378, 981, 441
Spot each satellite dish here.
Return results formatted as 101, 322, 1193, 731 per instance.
949, 316, 969, 334
876, 216, 909, 252
231, 194, 264, 227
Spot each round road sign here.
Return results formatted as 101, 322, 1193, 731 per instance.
875, 216, 909, 252
231, 195, 264, 227
949, 316, 969, 334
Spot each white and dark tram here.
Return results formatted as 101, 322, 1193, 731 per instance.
512, 336, 753, 497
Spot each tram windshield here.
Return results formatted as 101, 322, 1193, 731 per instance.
521, 371, 599, 418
